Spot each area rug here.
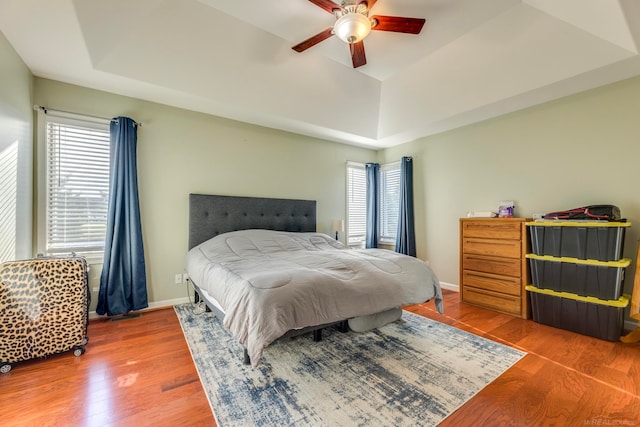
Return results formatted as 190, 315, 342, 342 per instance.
174, 303, 525, 426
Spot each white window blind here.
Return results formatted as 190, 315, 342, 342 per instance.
346, 162, 366, 246
379, 162, 401, 244
44, 116, 110, 256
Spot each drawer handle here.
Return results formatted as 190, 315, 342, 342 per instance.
465, 271, 519, 283
466, 257, 515, 265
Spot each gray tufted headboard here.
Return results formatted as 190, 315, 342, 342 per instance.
188, 194, 317, 249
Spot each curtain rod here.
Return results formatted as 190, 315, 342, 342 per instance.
33, 105, 142, 127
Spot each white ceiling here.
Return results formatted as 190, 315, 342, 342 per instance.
1, 0, 639, 149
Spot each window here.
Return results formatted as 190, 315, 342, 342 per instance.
346, 162, 366, 246
38, 111, 110, 259
379, 162, 401, 244
345, 160, 401, 247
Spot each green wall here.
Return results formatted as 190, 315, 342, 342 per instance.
380, 75, 640, 300
33, 78, 376, 310
0, 30, 32, 263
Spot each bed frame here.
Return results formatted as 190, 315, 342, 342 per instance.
187, 193, 348, 364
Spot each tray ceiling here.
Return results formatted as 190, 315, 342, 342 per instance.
1, 0, 639, 148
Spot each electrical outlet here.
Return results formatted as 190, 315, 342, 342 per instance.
182, 273, 189, 283
174, 273, 183, 285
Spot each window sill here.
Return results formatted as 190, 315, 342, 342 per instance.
83, 255, 105, 265
39, 252, 104, 265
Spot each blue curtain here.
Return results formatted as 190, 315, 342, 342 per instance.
365, 162, 379, 248
97, 117, 148, 316
396, 156, 416, 256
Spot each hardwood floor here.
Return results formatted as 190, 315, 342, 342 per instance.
0, 308, 214, 426
407, 291, 640, 426
1, 290, 639, 426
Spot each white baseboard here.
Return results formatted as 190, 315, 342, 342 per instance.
89, 296, 191, 320
438, 281, 459, 292
624, 319, 638, 332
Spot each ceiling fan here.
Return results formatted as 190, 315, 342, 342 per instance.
292, 0, 426, 68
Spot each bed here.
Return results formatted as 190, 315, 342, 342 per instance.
185, 194, 443, 367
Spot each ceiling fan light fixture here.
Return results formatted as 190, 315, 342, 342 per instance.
334, 13, 372, 44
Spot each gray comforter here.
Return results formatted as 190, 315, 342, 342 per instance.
185, 229, 443, 366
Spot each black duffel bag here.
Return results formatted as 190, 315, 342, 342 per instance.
543, 205, 623, 221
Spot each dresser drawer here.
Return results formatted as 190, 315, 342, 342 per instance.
459, 217, 531, 319
462, 220, 522, 240
462, 254, 521, 277
462, 238, 521, 259
462, 270, 521, 296
462, 286, 522, 316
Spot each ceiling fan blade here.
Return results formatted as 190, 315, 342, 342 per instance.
308, 0, 341, 14
357, 0, 377, 10
371, 16, 426, 34
350, 41, 366, 68
292, 27, 335, 52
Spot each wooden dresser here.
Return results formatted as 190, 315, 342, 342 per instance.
459, 218, 530, 319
